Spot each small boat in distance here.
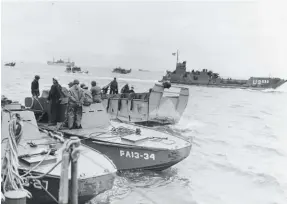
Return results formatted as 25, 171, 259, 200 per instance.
47, 58, 75, 67
65, 65, 89, 74
4, 62, 16, 67
112, 67, 132, 74
138, 69, 150, 72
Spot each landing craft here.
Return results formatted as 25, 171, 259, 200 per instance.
112, 67, 132, 74
160, 52, 286, 89
1, 97, 117, 204
24, 93, 192, 171
101, 83, 189, 126
4, 62, 16, 67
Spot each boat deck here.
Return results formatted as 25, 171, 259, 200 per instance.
39, 120, 191, 151
1, 110, 116, 179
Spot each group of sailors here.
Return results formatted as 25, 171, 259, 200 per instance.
31, 75, 136, 129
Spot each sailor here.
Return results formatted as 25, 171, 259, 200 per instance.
110, 78, 118, 94
129, 86, 135, 94
31, 75, 40, 98
67, 79, 84, 129
47, 77, 62, 126
121, 84, 130, 94
60, 83, 72, 127
90, 81, 102, 103
128, 86, 136, 100
81, 83, 93, 106
68, 82, 74, 88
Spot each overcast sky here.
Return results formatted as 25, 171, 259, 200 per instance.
1, 0, 287, 78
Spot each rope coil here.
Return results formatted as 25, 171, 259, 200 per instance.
1, 113, 31, 198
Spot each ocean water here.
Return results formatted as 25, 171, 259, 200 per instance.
2, 63, 287, 204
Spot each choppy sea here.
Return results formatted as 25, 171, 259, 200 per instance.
2, 62, 287, 204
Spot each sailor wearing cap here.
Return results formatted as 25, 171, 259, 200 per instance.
31, 75, 40, 97
67, 79, 84, 129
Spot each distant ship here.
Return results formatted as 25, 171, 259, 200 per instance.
160, 61, 286, 89
47, 58, 75, 66
112, 67, 132, 74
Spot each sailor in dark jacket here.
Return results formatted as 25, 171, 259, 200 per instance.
47, 77, 62, 126
110, 78, 118, 94
31, 75, 40, 97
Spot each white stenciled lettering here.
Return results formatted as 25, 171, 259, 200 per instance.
22, 178, 48, 190
126, 151, 131, 158
34, 180, 42, 189
119, 150, 156, 160
143, 153, 149, 160
258, 80, 261, 84
134, 152, 140, 159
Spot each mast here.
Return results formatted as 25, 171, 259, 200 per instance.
177, 49, 179, 65
175, 49, 179, 68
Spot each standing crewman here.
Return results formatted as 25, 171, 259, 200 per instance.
81, 83, 93, 106
109, 77, 118, 94
90, 81, 102, 103
47, 77, 62, 126
121, 83, 130, 94
68, 79, 84, 129
31, 75, 40, 97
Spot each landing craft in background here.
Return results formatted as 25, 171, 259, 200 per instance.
112, 67, 132, 74
65, 65, 89, 74
160, 51, 286, 90
4, 62, 16, 67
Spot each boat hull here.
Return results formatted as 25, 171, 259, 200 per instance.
20, 171, 115, 204
166, 80, 286, 90
81, 139, 192, 171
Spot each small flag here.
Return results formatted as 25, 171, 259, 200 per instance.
172, 53, 176, 56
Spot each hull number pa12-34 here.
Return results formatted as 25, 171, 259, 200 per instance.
120, 150, 155, 160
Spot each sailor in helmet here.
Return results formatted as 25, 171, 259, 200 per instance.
67, 79, 84, 129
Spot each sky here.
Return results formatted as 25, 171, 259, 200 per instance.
1, 0, 287, 78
